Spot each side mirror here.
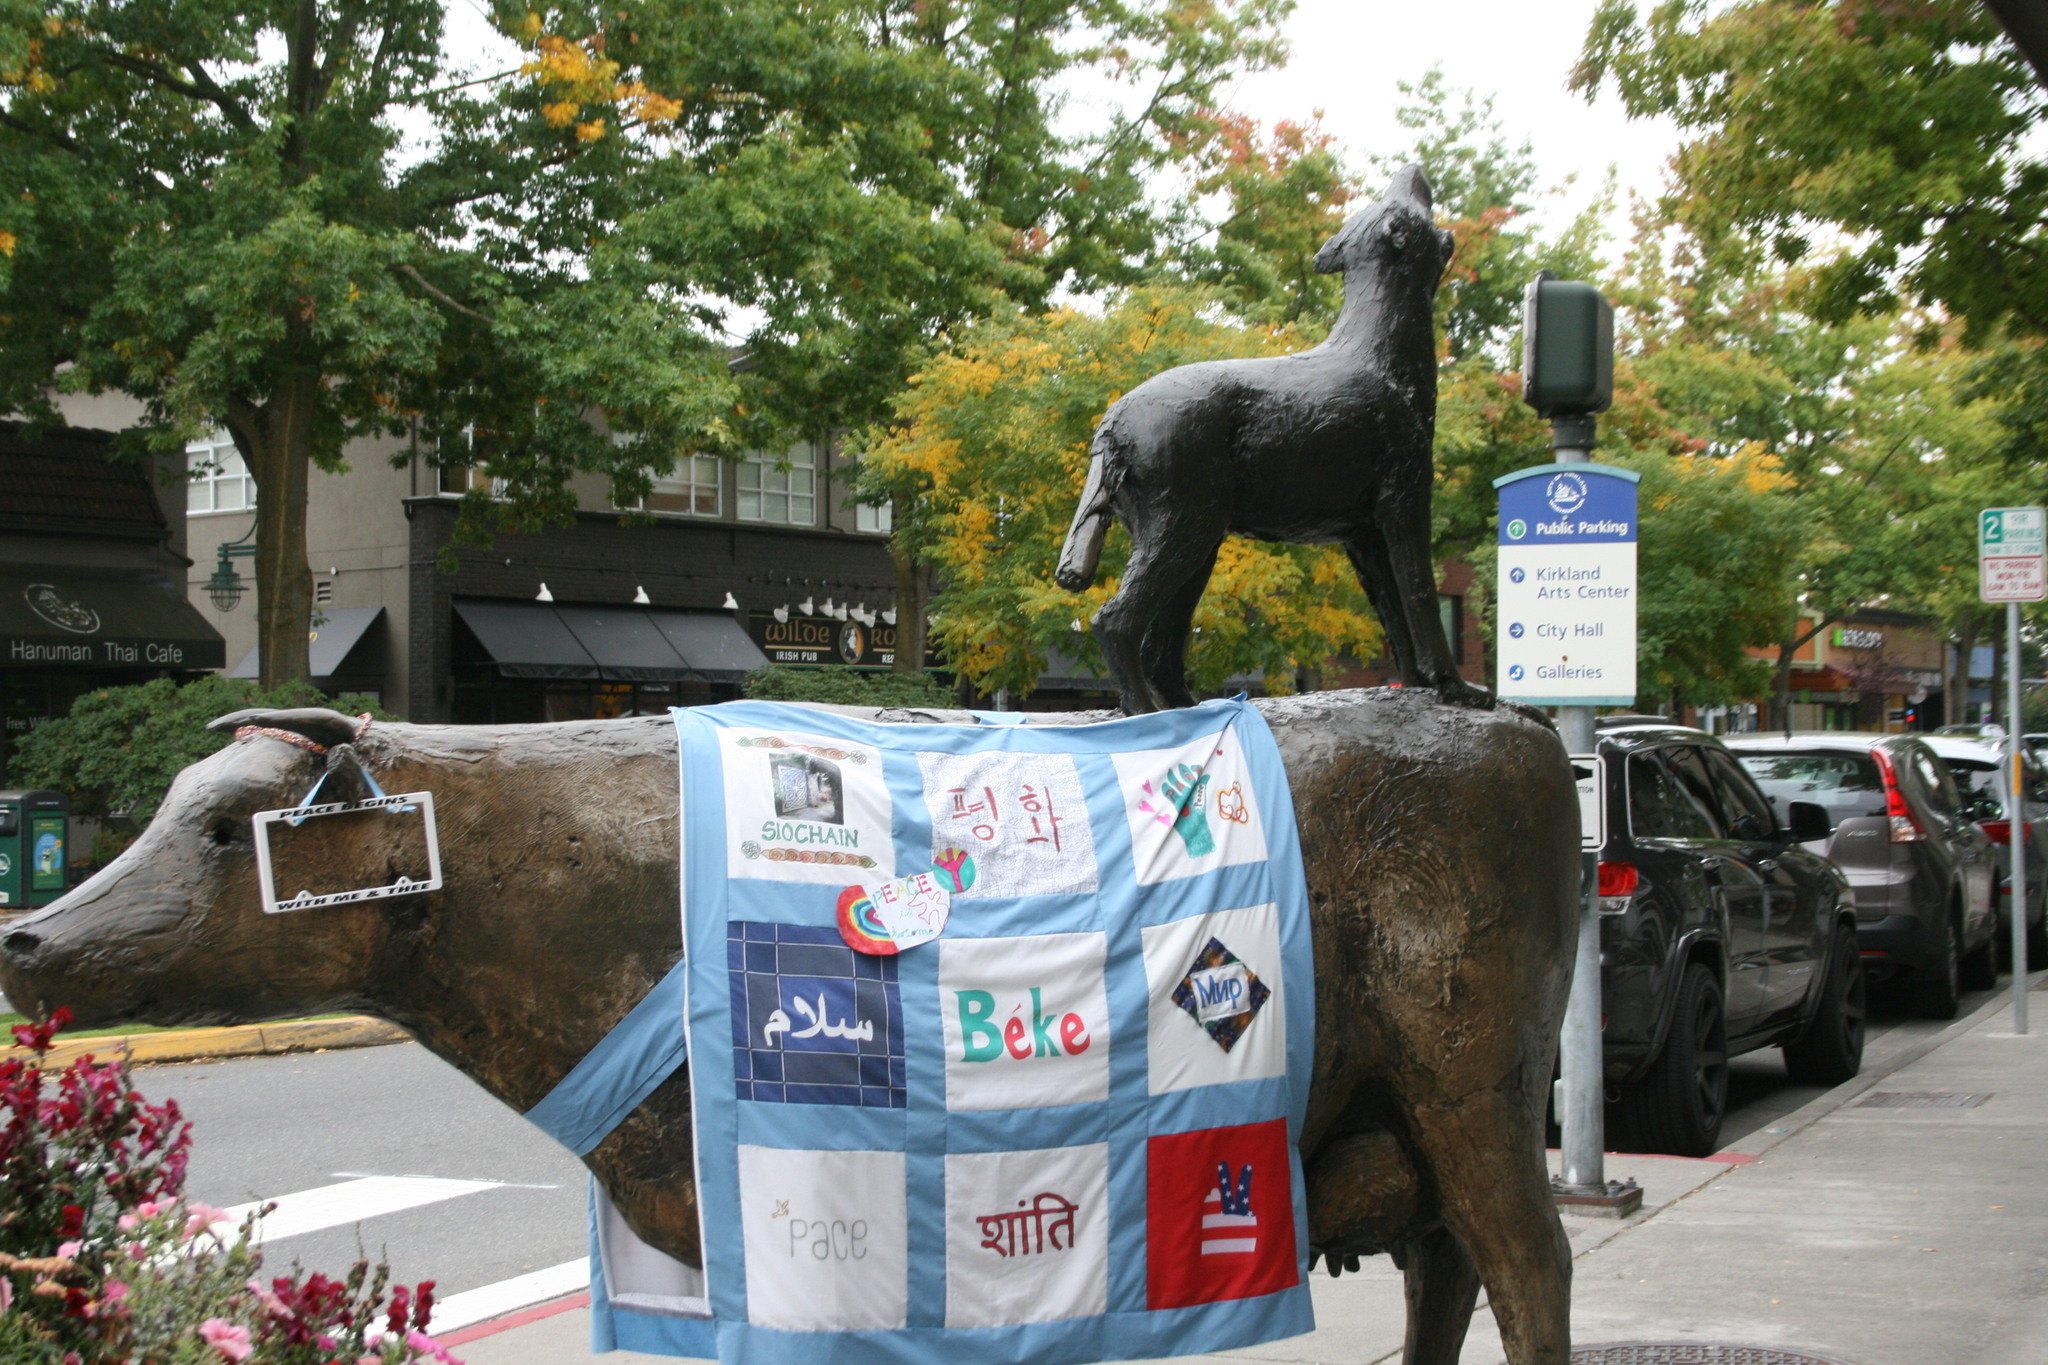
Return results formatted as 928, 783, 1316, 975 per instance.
1786, 800, 1833, 844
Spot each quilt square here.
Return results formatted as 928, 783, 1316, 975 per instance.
1140, 904, 1287, 1096
1110, 725, 1268, 885
1146, 1120, 1297, 1311
918, 751, 1099, 897
737, 1146, 908, 1331
717, 728, 894, 885
943, 1143, 1110, 1328
728, 922, 904, 1108
938, 931, 1109, 1112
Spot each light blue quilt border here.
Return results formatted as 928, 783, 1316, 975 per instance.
593, 698, 1315, 1361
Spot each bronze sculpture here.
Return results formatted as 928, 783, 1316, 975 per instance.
1056, 165, 1489, 714
0, 693, 1576, 1363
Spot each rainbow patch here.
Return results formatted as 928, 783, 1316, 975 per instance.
837, 884, 899, 956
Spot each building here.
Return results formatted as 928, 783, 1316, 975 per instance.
0, 421, 225, 785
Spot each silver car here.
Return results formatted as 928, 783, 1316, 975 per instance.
1724, 732, 1999, 1019
1922, 734, 2048, 969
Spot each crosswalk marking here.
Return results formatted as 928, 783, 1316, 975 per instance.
429, 1259, 588, 1334
215, 1175, 503, 1246
206, 1173, 590, 1339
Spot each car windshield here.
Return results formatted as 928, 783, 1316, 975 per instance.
1735, 751, 1885, 823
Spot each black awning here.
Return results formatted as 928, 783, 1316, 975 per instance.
230, 605, 384, 681
648, 611, 769, 682
0, 571, 225, 671
453, 600, 600, 680
550, 605, 692, 682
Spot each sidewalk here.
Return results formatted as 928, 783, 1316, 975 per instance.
451, 979, 2048, 1365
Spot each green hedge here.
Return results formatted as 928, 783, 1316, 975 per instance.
9, 677, 391, 829
741, 665, 952, 708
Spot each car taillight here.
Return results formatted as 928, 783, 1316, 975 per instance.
1597, 860, 1638, 913
1984, 819, 2013, 845
1873, 748, 1926, 843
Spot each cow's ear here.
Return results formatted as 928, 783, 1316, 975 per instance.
207, 707, 363, 749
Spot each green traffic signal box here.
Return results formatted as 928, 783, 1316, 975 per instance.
0, 790, 70, 912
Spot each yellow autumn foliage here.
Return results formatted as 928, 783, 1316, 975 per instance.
860, 289, 1380, 697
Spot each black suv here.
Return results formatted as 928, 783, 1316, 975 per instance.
1587, 722, 1863, 1156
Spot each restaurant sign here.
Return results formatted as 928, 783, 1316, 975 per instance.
3, 579, 225, 670
747, 612, 937, 670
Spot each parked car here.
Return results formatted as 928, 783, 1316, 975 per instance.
1583, 720, 1864, 1157
1724, 732, 2000, 1019
1922, 734, 2048, 968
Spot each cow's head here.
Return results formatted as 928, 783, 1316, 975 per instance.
0, 708, 435, 1028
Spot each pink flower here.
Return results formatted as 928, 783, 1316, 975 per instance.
1, 1275, 13, 1313
183, 1203, 230, 1242
55, 1240, 81, 1259
198, 1317, 253, 1362
405, 1328, 459, 1362
135, 1198, 169, 1218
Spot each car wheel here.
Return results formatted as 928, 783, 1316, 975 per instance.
1963, 924, 1999, 992
1912, 908, 1962, 1020
1783, 931, 1867, 1087
1622, 962, 1727, 1158
2028, 895, 2048, 970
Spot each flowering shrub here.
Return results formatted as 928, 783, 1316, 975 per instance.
0, 1011, 457, 1363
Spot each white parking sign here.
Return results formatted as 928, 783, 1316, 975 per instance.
1981, 507, 2047, 603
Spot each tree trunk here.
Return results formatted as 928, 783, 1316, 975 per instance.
1948, 613, 1979, 727
232, 374, 318, 689
889, 496, 928, 678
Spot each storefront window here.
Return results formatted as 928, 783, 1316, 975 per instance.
186, 432, 255, 514
737, 445, 817, 526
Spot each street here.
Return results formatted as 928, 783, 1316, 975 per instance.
105, 976, 2009, 1343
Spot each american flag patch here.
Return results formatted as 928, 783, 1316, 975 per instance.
1201, 1162, 1257, 1256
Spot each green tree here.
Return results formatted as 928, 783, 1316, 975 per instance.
0, 0, 1288, 688
10, 676, 390, 830
856, 289, 1381, 698
1573, 0, 2047, 341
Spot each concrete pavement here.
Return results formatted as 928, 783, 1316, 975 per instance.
448, 977, 2048, 1365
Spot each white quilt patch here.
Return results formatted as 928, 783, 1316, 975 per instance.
938, 931, 1110, 1111
918, 750, 1098, 898
943, 1143, 1110, 1328
1111, 727, 1268, 884
717, 728, 894, 885
1140, 903, 1287, 1096
736, 1145, 907, 1331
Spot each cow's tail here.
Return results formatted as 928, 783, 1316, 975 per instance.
1055, 439, 1114, 591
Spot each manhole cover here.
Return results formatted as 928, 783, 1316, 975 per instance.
1572, 1346, 1856, 1365
1856, 1090, 1990, 1109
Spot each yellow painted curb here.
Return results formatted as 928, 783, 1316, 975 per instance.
9, 1016, 409, 1068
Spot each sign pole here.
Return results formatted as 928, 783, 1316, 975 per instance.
2010, 599, 2029, 1034
1550, 427, 1606, 1196
1980, 506, 2045, 1031
1508, 274, 1638, 1214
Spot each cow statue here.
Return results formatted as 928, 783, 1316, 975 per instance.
0, 690, 1577, 1365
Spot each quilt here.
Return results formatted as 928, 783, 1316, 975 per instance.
590, 697, 1316, 1364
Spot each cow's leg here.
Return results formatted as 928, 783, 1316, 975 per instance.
1408, 1097, 1573, 1365
1344, 529, 1419, 685
1390, 1225, 1483, 1365
1139, 539, 1222, 710
1374, 491, 1491, 707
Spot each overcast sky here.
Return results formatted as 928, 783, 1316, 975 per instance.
1224, 0, 1680, 247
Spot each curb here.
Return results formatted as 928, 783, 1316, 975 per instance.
9, 1015, 409, 1068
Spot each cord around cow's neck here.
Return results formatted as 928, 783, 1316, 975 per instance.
233, 712, 374, 758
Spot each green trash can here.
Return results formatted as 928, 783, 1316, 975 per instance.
0, 790, 70, 911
